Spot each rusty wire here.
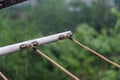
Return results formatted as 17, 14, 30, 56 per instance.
30, 44, 80, 80
0, 72, 8, 80
71, 38, 120, 69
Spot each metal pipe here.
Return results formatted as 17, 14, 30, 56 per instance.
0, 31, 72, 55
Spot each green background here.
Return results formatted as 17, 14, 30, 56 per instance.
0, 0, 120, 80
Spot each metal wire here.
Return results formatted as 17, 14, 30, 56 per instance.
0, 72, 8, 80
30, 44, 80, 80
71, 38, 120, 69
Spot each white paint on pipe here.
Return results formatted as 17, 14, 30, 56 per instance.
0, 31, 72, 56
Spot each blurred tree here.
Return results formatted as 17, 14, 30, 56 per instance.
114, 0, 120, 11
0, 0, 120, 80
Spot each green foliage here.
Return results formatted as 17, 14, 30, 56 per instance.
0, 0, 120, 80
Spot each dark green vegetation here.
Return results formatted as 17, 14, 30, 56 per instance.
0, 0, 120, 80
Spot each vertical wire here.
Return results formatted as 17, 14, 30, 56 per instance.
25, 10, 28, 77
25, 60, 28, 76
24, 2, 34, 76
15, 66, 18, 79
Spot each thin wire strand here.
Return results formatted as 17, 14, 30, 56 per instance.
0, 72, 8, 80
72, 38, 120, 68
31, 45, 80, 80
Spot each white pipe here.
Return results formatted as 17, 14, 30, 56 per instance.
0, 31, 72, 56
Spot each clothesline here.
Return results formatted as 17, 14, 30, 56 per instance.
0, 72, 8, 80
